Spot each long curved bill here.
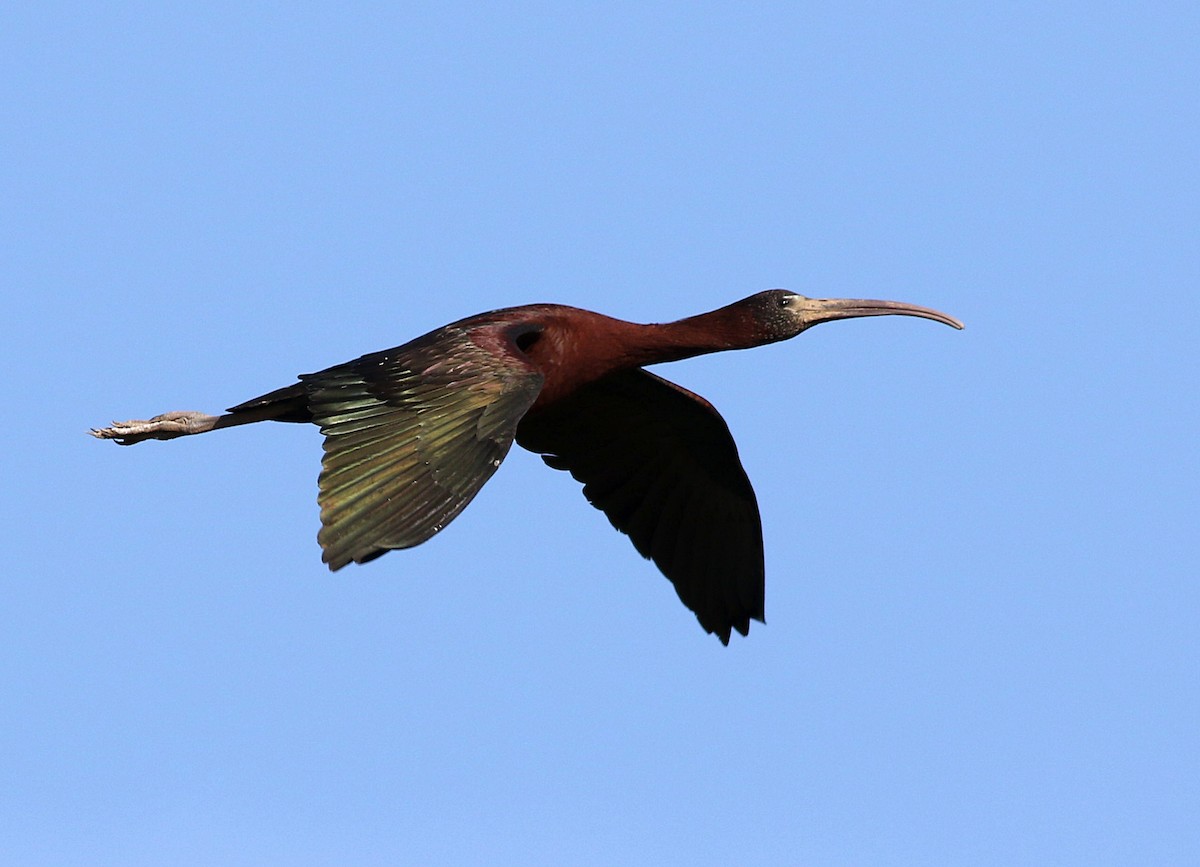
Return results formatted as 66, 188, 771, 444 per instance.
802, 297, 964, 330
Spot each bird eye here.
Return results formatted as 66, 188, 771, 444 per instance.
778, 295, 793, 307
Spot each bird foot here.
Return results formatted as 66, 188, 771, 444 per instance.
90, 411, 220, 445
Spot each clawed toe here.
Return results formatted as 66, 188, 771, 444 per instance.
89, 411, 220, 445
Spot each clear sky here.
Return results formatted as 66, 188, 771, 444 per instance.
3, 3, 1196, 864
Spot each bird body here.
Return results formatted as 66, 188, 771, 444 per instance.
93, 290, 962, 643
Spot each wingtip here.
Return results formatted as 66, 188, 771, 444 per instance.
708, 610, 764, 645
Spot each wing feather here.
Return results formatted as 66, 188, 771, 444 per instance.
292, 324, 543, 570
516, 368, 764, 643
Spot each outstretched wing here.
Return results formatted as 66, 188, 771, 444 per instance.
296, 325, 544, 570
516, 369, 764, 643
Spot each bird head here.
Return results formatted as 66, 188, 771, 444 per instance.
748, 289, 964, 342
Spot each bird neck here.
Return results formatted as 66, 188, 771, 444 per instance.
631, 301, 769, 365
519, 301, 773, 410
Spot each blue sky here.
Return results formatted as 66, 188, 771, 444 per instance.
3, 3, 1196, 864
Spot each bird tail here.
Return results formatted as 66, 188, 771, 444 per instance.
224, 382, 312, 422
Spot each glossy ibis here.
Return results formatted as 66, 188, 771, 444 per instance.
93, 290, 962, 643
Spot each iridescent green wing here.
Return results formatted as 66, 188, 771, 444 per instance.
301, 325, 544, 570
516, 369, 764, 644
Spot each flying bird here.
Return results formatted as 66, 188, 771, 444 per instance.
93, 290, 962, 643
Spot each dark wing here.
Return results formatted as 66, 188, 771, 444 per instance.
516, 369, 764, 644
289, 325, 543, 570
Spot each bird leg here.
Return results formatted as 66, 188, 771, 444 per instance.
90, 411, 224, 445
